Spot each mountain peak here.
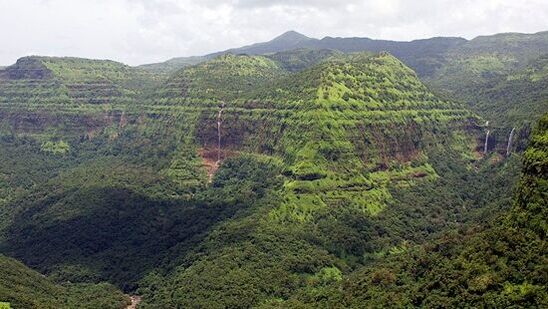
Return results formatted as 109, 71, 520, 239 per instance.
271, 31, 311, 43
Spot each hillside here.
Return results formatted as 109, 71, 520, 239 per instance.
0, 40, 543, 308
156, 54, 287, 104
280, 113, 548, 308
0, 254, 128, 309
467, 54, 548, 127
426, 32, 548, 127
141, 30, 548, 130
0, 56, 162, 107
130, 53, 522, 308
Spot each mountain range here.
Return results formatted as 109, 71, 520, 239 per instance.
0, 30, 546, 308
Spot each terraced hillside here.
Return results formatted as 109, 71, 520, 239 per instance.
145, 31, 548, 132
281, 113, 548, 308
155, 52, 480, 211
132, 54, 527, 308
0, 56, 163, 107
0, 51, 529, 307
426, 32, 548, 127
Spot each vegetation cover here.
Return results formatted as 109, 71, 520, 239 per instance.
0, 30, 545, 308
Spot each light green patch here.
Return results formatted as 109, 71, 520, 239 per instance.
40, 140, 70, 155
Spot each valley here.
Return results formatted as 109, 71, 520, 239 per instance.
0, 29, 546, 308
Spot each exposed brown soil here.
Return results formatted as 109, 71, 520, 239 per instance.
198, 148, 239, 182
126, 295, 141, 309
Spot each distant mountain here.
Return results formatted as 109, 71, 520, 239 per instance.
137, 31, 315, 74
138, 56, 207, 74
140, 30, 548, 83
140, 31, 467, 75
427, 31, 548, 127
210, 30, 315, 57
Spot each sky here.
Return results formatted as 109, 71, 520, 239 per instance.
0, 0, 547, 66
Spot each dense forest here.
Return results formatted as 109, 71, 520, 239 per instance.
0, 29, 546, 308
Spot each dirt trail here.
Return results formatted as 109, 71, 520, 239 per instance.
126, 295, 141, 309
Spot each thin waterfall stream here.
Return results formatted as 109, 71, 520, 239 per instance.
484, 130, 490, 154
217, 102, 225, 164
506, 127, 515, 156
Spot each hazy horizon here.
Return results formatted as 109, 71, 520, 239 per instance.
1, 0, 547, 66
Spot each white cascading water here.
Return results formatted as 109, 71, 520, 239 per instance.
506, 127, 515, 156
484, 130, 490, 154
217, 102, 225, 163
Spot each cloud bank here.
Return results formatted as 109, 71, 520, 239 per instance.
0, 0, 546, 66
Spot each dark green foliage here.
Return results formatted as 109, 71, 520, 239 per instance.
1, 159, 255, 291
0, 254, 128, 309
283, 114, 548, 308
508, 113, 548, 235
266, 49, 341, 72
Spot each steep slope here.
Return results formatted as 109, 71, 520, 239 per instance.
470, 54, 548, 127
427, 32, 548, 127
260, 52, 475, 221
282, 113, 548, 308
0, 56, 161, 106
0, 51, 524, 308
0, 254, 128, 309
135, 53, 506, 308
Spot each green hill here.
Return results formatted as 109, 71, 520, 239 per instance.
426, 32, 548, 127
277, 113, 548, 308
156, 53, 286, 104
0, 45, 541, 308
469, 54, 548, 127
130, 53, 514, 308
0, 56, 162, 107
265, 48, 341, 72
0, 254, 128, 309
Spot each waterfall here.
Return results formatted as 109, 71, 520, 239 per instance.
484, 130, 490, 154
506, 127, 515, 156
217, 102, 225, 163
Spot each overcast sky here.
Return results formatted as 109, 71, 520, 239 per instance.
1, 0, 546, 66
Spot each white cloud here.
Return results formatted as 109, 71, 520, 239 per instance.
0, 0, 546, 66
